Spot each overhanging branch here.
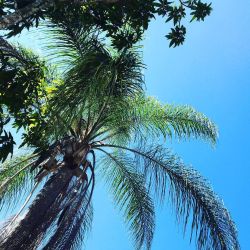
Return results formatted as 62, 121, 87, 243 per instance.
0, 0, 49, 30
0, 0, 119, 30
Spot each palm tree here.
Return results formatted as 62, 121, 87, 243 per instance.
0, 21, 239, 250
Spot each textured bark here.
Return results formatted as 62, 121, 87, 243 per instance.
0, 166, 73, 250
0, 0, 119, 30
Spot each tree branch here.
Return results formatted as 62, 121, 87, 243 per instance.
0, 0, 119, 30
0, 0, 49, 30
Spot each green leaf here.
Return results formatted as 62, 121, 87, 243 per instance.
99, 149, 155, 250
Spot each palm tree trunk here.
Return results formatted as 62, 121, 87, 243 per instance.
0, 166, 74, 250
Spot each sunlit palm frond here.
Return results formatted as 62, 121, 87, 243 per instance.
111, 49, 145, 98
163, 103, 218, 143
98, 148, 155, 250
43, 20, 100, 67
42, 18, 144, 123
49, 51, 144, 134
96, 143, 239, 250
104, 95, 218, 145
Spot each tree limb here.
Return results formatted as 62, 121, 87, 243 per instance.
0, 0, 119, 30
0, 0, 49, 30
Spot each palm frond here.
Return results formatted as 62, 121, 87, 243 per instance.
97, 148, 155, 250
43, 19, 144, 127
63, 192, 93, 250
0, 154, 38, 212
43, 20, 100, 67
96, 143, 239, 250
0, 37, 29, 64
49, 51, 144, 136
104, 95, 218, 145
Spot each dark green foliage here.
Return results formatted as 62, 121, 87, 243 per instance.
1, 0, 45, 38
0, 0, 212, 48
0, 107, 14, 162
0, 41, 57, 151
0, 47, 46, 120
190, 1, 212, 21
166, 5, 186, 25
166, 25, 186, 47
0, 130, 15, 163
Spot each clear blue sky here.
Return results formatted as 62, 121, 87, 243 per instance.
86, 0, 250, 249
3, 0, 250, 249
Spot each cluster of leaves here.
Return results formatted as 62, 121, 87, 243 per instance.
0, 0, 212, 48
0, 0, 4, 16
0, 0, 213, 157
49, 0, 212, 49
0, 110, 15, 163
0, 41, 57, 159
155, 0, 212, 47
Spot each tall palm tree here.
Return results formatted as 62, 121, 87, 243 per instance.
0, 21, 239, 250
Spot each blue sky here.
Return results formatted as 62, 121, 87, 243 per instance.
2, 0, 250, 249
86, 0, 250, 249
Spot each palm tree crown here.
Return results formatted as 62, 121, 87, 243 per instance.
0, 19, 239, 250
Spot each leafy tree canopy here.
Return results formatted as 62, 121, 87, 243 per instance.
0, 4, 240, 249
0, 0, 212, 48
0, 0, 213, 162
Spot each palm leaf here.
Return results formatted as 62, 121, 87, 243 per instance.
43, 19, 144, 125
104, 95, 218, 145
43, 20, 99, 67
96, 143, 239, 250
0, 154, 38, 212
98, 148, 155, 250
